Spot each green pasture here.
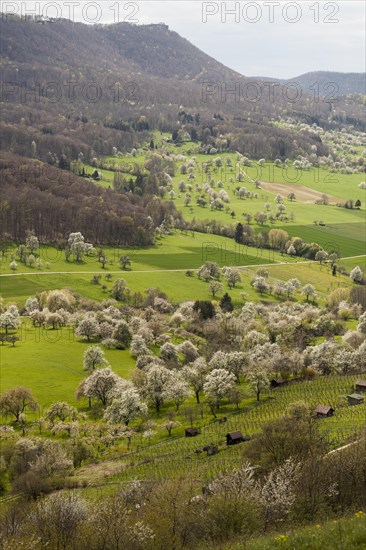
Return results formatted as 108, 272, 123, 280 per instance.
339, 256, 366, 270
251, 262, 355, 295
246, 162, 364, 201
0, 232, 296, 276
101, 143, 364, 203
86, 144, 365, 210
175, 195, 363, 229
0, 268, 281, 308
0, 320, 135, 408
278, 222, 366, 258
79, 145, 365, 257
1, 231, 361, 309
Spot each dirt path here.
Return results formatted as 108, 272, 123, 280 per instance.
0, 255, 363, 278
0, 263, 303, 277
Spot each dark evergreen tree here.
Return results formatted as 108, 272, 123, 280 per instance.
191, 128, 198, 141
220, 293, 233, 312
58, 154, 69, 170
193, 301, 215, 320
234, 222, 244, 244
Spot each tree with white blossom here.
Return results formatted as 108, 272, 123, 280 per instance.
247, 368, 270, 401
83, 345, 109, 373
163, 373, 191, 411
130, 335, 150, 357
143, 364, 173, 413
104, 388, 148, 425
79, 367, 120, 407
203, 369, 236, 408
350, 266, 363, 284
182, 357, 209, 403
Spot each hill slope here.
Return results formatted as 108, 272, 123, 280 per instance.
0, 17, 364, 163
256, 71, 366, 96
285, 71, 366, 96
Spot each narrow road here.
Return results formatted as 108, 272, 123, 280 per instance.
1, 256, 364, 277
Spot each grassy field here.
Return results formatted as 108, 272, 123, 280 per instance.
1, 232, 295, 275
2, 256, 350, 308
1, 231, 310, 307
340, 256, 366, 270
91, 159, 365, 230
243, 513, 366, 550
0, 319, 135, 408
277, 223, 366, 258
259, 262, 356, 295
87, 144, 365, 261
1, 266, 304, 311
1, 231, 360, 308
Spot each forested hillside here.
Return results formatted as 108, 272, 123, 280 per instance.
1, 16, 364, 166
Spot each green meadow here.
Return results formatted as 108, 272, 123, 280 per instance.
0, 267, 287, 308
88, 144, 365, 261
1, 232, 295, 276
1, 231, 304, 307
277, 223, 366, 258
0, 320, 135, 408
244, 513, 366, 550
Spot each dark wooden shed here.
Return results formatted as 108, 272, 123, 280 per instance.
270, 378, 287, 388
226, 431, 245, 445
347, 393, 365, 406
202, 443, 219, 456
315, 405, 335, 418
185, 428, 200, 437
355, 380, 366, 393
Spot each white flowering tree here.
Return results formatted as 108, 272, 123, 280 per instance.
0, 308, 20, 335
81, 367, 120, 407
75, 316, 99, 341
163, 373, 191, 411
259, 459, 299, 527
143, 364, 173, 413
31, 492, 87, 549
177, 340, 199, 364
68, 232, 94, 262
104, 388, 148, 425
203, 369, 236, 408
160, 342, 179, 365
350, 266, 363, 283
46, 401, 78, 424
252, 276, 270, 295
247, 368, 270, 401
182, 357, 209, 404
130, 335, 150, 357
223, 267, 242, 288
301, 283, 317, 303
83, 345, 109, 373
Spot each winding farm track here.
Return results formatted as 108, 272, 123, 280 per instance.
0, 255, 364, 277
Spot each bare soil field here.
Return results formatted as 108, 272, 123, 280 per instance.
259, 181, 341, 204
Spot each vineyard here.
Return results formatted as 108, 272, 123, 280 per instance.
90, 375, 366, 485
